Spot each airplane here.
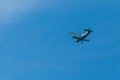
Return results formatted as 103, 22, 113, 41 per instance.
69, 28, 93, 43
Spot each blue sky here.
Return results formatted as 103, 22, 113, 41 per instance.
0, 0, 120, 80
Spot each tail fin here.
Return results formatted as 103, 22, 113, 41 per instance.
84, 28, 93, 32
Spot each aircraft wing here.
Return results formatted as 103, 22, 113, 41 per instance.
69, 32, 81, 38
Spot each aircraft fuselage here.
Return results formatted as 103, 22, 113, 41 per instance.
70, 28, 93, 43
74, 31, 92, 43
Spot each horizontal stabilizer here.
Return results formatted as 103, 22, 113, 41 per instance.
72, 36, 79, 39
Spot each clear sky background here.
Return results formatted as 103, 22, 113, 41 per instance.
0, 0, 120, 80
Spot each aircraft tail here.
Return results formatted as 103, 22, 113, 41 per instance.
84, 28, 93, 32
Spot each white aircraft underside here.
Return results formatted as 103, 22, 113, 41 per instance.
69, 28, 93, 43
